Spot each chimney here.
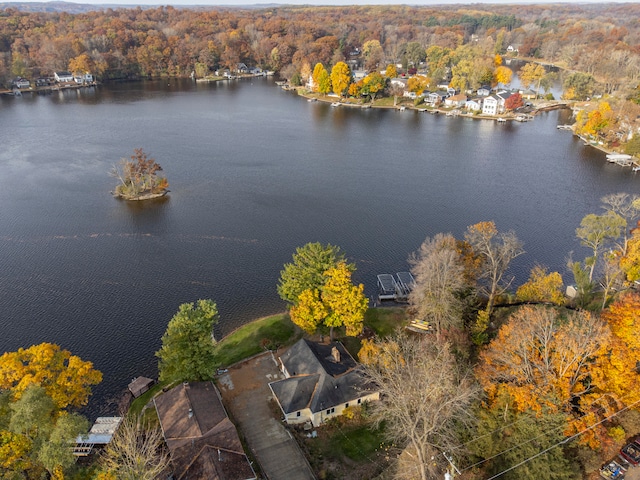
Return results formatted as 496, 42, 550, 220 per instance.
188, 408, 193, 419
331, 346, 340, 363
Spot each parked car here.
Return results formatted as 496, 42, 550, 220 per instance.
620, 438, 640, 466
600, 460, 627, 480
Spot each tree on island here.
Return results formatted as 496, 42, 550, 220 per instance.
156, 299, 219, 383
111, 148, 169, 200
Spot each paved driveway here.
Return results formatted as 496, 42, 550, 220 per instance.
217, 352, 316, 480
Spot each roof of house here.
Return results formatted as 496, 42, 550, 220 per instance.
154, 381, 255, 480
269, 339, 375, 415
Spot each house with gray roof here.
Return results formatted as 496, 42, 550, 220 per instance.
269, 339, 379, 427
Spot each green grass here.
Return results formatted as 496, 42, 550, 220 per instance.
328, 424, 386, 461
128, 381, 170, 419
342, 307, 408, 360
212, 313, 300, 367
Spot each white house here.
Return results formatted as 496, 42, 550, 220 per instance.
482, 95, 500, 115
444, 93, 467, 108
477, 85, 492, 96
269, 339, 379, 427
12, 78, 30, 88
465, 98, 483, 111
54, 71, 74, 83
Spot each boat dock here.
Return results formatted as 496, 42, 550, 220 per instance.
376, 272, 415, 302
606, 153, 635, 166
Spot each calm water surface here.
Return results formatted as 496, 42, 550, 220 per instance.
0, 78, 638, 414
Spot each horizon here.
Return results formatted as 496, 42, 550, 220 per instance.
1, 0, 630, 7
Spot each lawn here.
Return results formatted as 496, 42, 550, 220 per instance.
212, 313, 301, 367
299, 415, 390, 480
341, 307, 408, 360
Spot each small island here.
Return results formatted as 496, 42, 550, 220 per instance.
111, 148, 169, 200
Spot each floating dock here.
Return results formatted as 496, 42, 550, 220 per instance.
377, 272, 415, 302
606, 154, 634, 166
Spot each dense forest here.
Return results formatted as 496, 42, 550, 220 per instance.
1, 2, 639, 86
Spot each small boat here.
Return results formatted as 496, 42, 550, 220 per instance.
398, 106, 405, 111
497, 117, 506, 123
331, 102, 341, 107
633, 166, 640, 172
307, 98, 317, 102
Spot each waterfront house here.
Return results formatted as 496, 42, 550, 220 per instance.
269, 339, 379, 427
482, 91, 510, 115
11, 77, 30, 88
54, 71, 74, 83
154, 381, 256, 480
427, 90, 448, 106
519, 89, 537, 100
477, 85, 492, 96
465, 98, 483, 111
445, 93, 467, 108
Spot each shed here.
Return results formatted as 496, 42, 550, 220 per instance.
128, 376, 155, 398
74, 417, 123, 456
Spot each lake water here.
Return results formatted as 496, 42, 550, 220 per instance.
0, 78, 637, 415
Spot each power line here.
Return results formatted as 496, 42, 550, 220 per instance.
486, 397, 640, 480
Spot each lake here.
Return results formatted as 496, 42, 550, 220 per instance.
0, 77, 637, 415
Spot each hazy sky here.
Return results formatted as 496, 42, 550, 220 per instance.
9, 0, 620, 6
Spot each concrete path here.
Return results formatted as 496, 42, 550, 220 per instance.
218, 353, 316, 480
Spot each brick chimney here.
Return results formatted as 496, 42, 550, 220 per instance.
331, 346, 340, 363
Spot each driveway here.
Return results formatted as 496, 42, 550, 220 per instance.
217, 352, 316, 480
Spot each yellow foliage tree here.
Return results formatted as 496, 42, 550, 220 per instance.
494, 54, 502, 67
385, 63, 397, 78
516, 265, 565, 305
330, 61, 351, 98
322, 262, 368, 337
0, 343, 102, 409
620, 229, 640, 282
493, 66, 512, 86
289, 262, 367, 339
407, 75, 429, 95
289, 288, 327, 334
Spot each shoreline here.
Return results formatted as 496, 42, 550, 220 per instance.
293, 86, 571, 121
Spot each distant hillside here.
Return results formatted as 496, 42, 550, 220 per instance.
0, 1, 280, 12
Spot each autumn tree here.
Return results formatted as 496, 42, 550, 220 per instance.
0, 384, 90, 478
311, 62, 326, 92
99, 417, 170, 480
361, 39, 383, 71
600, 193, 640, 255
470, 390, 578, 480
0, 342, 102, 409
518, 62, 546, 95
576, 212, 626, 282
504, 92, 523, 111
493, 65, 512, 86
156, 299, 219, 383
290, 261, 367, 339
408, 233, 467, 340
277, 242, 350, 305
476, 306, 608, 419
563, 72, 598, 101
590, 293, 640, 408
407, 74, 429, 96
464, 221, 524, 315
360, 72, 386, 103
362, 334, 478, 480
620, 225, 640, 283
330, 61, 351, 98
385, 63, 397, 79
388, 81, 406, 106
111, 148, 169, 200
516, 265, 564, 305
